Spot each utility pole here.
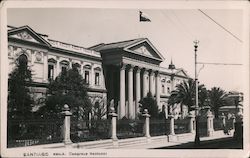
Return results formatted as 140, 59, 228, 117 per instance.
194, 40, 200, 146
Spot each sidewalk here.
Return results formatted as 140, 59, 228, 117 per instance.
121, 130, 234, 149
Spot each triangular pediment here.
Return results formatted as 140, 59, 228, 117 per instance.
124, 39, 165, 61
8, 26, 51, 46
175, 69, 188, 77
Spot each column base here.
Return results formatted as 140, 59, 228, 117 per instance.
112, 139, 119, 148
112, 136, 118, 141
63, 140, 73, 146
168, 134, 177, 142
207, 129, 214, 137
146, 137, 151, 143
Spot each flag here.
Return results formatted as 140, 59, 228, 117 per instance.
139, 11, 151, 22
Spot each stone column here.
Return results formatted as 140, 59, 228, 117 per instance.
119, 64, 126, 119
155, 72, 160, 106
142, 109, 150, 138
128, 65, 134, 119
143, 69, 149, 98
135, 67, 141, 118
149, 70, 154, 95
61, 104, 72, 145
169, 115, 175, 135
43, 52, 48, 82
207, 110, 214, 137
189, 112, 195, 134
109, 107, 118, 141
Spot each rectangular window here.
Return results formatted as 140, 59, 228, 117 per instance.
61, 66, 67, 73
167, 87, 170, 93
95, 72, 100, 85
162, 85, 165, 94
85, 71, 89, 84
48, 64, 54, 79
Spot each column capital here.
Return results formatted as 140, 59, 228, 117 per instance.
120, 63, 127, 70
148, 69, 154, 76
128, 64, 135, 72
142, 68, 149, 75
155, 71, 160, 76
135, 66, 141, 73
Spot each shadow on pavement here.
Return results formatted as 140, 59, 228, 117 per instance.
154, 137, 243, 149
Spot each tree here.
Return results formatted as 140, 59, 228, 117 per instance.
139, 92, 159, 119
208, 87, 227, 118
168, 78, 207, 118
38, 65, 92, 120
8, 54, 33, 120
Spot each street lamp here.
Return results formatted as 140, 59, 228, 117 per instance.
194, 40, 200, 146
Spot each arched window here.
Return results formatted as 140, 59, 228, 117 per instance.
60, 60, 69, 73
83, 64, 91, 84
48, 58, 56, 80
94, 67, 101, 86
72, 63, 81, 72
18, 54, 28, 66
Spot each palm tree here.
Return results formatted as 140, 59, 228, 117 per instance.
168, 79, 207, 118
208, 87, 227, 118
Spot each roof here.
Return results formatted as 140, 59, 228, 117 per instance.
89, 38, 165, 61
8, 25, 101, 59
159, 66, 190, 78
89, 38, 146, 51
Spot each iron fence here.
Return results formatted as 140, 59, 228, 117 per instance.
7, 118, 63, 148
70, 119, 110, 142
199, 119, 208, 137
213, 118, 224, 131
150, 119, 169, 136
116, 119, 144, 139
174, 118, 189, 134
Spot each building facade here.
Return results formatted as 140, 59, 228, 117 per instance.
7, 25, 189, 119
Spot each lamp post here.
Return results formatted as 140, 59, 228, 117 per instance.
194, 40, 200, 146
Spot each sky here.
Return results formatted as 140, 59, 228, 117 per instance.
7, 8, 245, 92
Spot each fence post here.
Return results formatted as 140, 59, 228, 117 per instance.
207, 109, 214, 137
169, 115, 175, 135
62, 104, 72, 146
142, 109, 151, 139
108, 107, 118, 141
188, 113, 195, 134
168, 114, 177, 141
221, 113, 226, 128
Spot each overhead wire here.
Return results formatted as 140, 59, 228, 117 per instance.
198, 9, 242, 43
197, 62, 242, 66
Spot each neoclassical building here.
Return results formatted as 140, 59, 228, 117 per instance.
7, 25, 189, 119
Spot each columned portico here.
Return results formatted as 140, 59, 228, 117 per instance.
95, 38, 165, 119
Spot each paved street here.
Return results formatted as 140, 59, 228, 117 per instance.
156, 137, 243, 149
